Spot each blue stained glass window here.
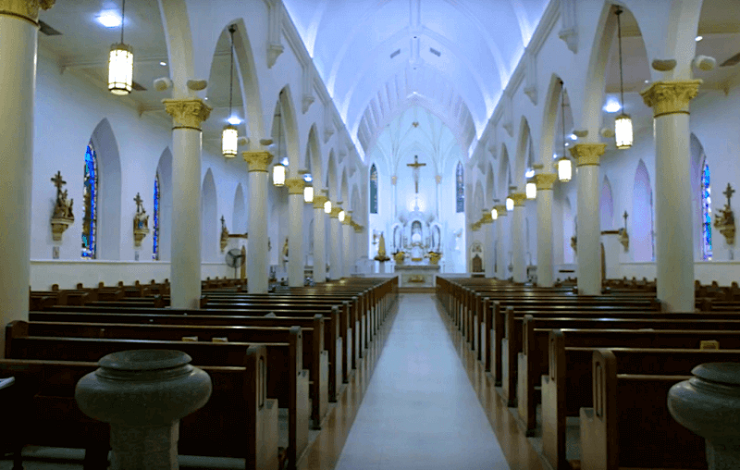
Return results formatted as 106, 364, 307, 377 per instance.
701, 160, 713, 260
456, 162, 464, 213
82, 143, 98, 258
370, 164, 378, 214
153, 173, 160, 260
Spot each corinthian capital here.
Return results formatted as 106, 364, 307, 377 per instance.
242, 151, 273, 172
535, 173, 558, 191
569, 143, 606, 167
641, 80, 702, 118
313, 194, 328, 209
285, 178, 305, 195
163, 99, 211, 130
0, 0, 54, 24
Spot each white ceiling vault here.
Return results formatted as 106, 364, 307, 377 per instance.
283, 0, 550, 158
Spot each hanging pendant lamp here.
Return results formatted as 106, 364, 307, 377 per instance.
303, 184, 314, 203
491, 207, 498, 221
557, 81, 573, 182
324, 199, 332, 214
614, 8, 633, 149
272, 110, 285, 186
222, 25, 238, 158
108, 0, 133, 95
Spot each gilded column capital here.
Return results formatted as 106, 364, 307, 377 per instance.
510, 193, 527, 207
342, 214, 353, 226
391, 175, 397, 186
352, 222, 364, 234
480, 212, 494, 224
285, 178, 305, 195
242, 151, 274, 172
0, 0, 54, 25
569, 143, 606, 167
493, 204, 508, 216
471, 222, 481, 232
162, 99, 211, 131
641, 80, 702, 118
329, 207, 342, 219
313, 194, 328, 209
435, 175, 442, 184
535, 173, 558, 191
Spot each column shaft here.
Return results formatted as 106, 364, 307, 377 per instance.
243, 151, 273, 293
0, 9, 43, 358
313, 205, 326, 282
510, 196, 527, 283
343, 223, 353, 276
495, 209, 508, 280
164, 99, 211, 309
288, 194, 303, 287
485, 222, 494, 278
642, 81, 701, 312
329, 208, 343, 279
536, 174, 557, 288
570, 144, 606, 295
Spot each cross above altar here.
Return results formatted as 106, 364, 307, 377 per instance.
406, 155, 427, 194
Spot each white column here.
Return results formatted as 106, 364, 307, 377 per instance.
642, 81, 701, 312
243, 151, 273, 293
164, 99, 211, 309
0, 1, 53, 358
494, 205, 508, 280
343, 213, 353, 276
435, 175, 442, 219
312, 193, 328, 283
391, 176, 398, 218
511, 194, 527, 283
286, 178, 305, 287
569, 143, 606, 295
480, 210, 495, 278
536, 174, 557, 287
329, 205, 343, 279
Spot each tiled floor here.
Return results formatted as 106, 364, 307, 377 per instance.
332, 294, 510, 470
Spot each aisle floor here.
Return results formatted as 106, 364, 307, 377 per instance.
332, 294, 510, 470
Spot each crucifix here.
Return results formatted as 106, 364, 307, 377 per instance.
623, 211, 628, 229
134, 193, 144, 213
406, 155, 427, 194
51, 171, 66, 191
221, 215, 226, 227
723, 183, 735, 208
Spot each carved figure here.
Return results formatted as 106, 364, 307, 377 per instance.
375, 232, 390, 262
132, 193, 150, 248
282, 237, 289, 260
714, 183, 736, 245
50, 171, 74, 241
220, 215, 229, 253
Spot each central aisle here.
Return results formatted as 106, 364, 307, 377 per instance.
333, 294, 510, 470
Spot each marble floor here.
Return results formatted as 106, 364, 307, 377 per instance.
331, 294, 509, 470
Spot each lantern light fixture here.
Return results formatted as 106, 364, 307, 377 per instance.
491, 207, 498, 221
506, 197, 514, 212
324, 200, 332, 214
272, 163, 285, 187
338, 210, 346, 222
303, 185, 314, 203
526, 178, 537, 200
222, 25, 239, 158
614, 8, 633, 149
557, 79, 573, 183
108, 0, 133, 95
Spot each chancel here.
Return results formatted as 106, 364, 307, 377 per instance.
2, 0, 740, 469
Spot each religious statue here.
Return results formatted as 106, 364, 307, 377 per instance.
132, 192, 150, 248
220, 215, 230, 253
714, 183, 736, 245
618, 211, 630, 251
393, 250, 405, 264
50, 171, 74, 242
406, 155, 427, 195
282, 237, 289, 267
374, 232, 390, 262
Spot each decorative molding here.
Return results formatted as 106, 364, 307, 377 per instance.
329, 206, 342, 219
510, 193, 527, 207
558, 0, 578, 53
0, 0, 54, 24
535, 173, 557, 191
502, 91, 513, 136
301, 65, 315, 114
267, 0, 284, 68
569, 143, 606, 167
524, 49, 538, 105
313, 194, 328, 209
162, 99, 211, 130
493, 204, 508, 216
285, 177, 305, 195
641, 80, 702, 118
242, 151, 274, 172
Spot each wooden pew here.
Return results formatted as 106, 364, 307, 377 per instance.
22, 318, 329, 430
0, 345, 279, 470
5, 322, 309, 470
579, 348, 740, 470
542, 329, 740, 470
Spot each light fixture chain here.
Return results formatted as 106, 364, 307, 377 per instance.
120, 0, 126, 44
561, 80, 566, 158
616, 8, 625, 110
228, 25, 236, 117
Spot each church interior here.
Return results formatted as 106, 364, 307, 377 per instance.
1, 0, 740, 469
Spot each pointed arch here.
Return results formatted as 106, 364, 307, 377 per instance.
485, 162, 495, 206
233, 183, 246, 234
155, 148, 173, 261
632, 160, 654, 262
307, 124, 323, 186
498, 144, 512, 201
201, 169, 218, 262
88, 118, 122, 260
325, 149, 338, 199
514, 117, 532, 187
456, 161, 465, 213
370, 163, 378, 214
272, 86, 300, 169
691, 133, 712, 260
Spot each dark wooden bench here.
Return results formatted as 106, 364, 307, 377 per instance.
5, 322, 309, 470
0, 345, 279, 470
542, 329, 740, 470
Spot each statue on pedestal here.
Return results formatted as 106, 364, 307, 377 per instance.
220, 216, 229, 253
374, 232, 390, 262
714, 183, 736, 245
50, 171, 74, 242
132, 193, 150, 248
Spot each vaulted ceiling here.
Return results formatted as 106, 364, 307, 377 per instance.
284, 0, 550, 157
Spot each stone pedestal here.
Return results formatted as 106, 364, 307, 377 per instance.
668, 362, 740, 470
75, 350, 212, 470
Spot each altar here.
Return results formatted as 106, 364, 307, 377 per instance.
394, 263, 440, 288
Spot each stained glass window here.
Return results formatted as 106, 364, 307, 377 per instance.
701, 159, 713, 260
153, 173, 160, 260
456, 162, 464, 213
82, 143, 98, 258
370, 164, 378, 214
